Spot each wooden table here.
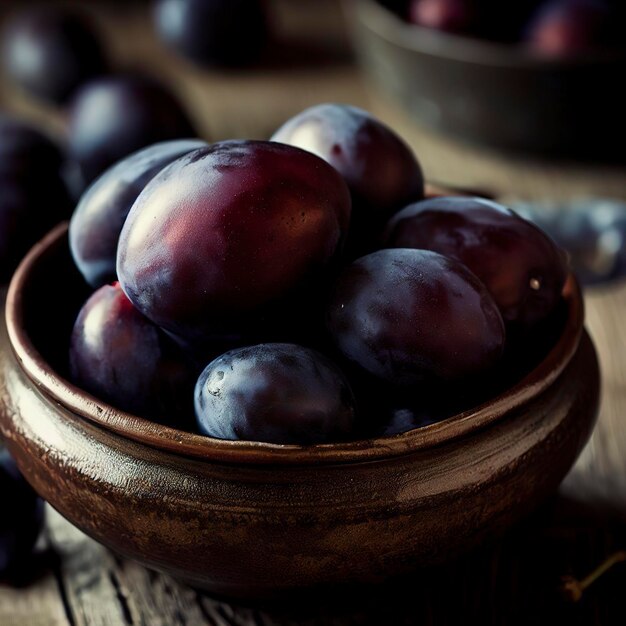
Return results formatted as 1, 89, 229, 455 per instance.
1, 1, 626, 624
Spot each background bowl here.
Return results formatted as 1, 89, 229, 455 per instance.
345, 0, 626, 161
0, 224, 600, 600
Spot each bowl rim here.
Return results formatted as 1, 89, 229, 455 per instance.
349, 0, 626, 69
5, 222, 584, 466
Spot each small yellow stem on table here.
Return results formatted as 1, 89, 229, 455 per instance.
561, 551, 626, 602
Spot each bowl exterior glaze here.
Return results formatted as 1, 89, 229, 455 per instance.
0, 227, 601, 600
346, 0, 626, 160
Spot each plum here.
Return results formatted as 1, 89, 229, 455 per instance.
67, 75, 196, 186
328, 248, 505, 386
195, 343, 357, 444
0, 116, 72, 281
2, 7, 107, 105
408, 0, 478, 34
69, 138, 207, 288
116, 140, 351, 340
384, 196, 568, 326
69, 282, 196, 422
154, 0, 269, 67
524, 0, 617, 56
271, 103, 423, 253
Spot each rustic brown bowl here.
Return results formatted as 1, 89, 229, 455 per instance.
345, 0, 626, 160
0, 223, 600, 600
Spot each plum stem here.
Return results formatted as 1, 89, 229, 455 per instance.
560, 550, 626, 602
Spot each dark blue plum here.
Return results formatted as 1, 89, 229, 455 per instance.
0, 116, 72, 281
68, 75, 196, 186
384, 196, 568, 327
328, 248, 505, 386
272, 104, 423, 254
69, 139, 207, 288
0, 448, 44, 582
69, 282, 196, 423
195, 343, 357, 444
2, 7, 107, 105
154, 0, 269, 67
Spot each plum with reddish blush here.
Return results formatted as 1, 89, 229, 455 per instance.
408, 0, 478, 34
0, 116, 72, 281
328, 248, 505, 386
0, 448, 44, 582
117, 140, 351, 340
69, 138, 207, 289
384, 196, 568, 327
524, 0, 617, 56
154, 0, 269, 67
195, 343, 357, 444
271, 104, 423, 253
68, 75, 196, 186
69, 283, 195, 423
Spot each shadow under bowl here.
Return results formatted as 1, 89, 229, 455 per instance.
0, 223, 600, 600
346, 0, 626, 161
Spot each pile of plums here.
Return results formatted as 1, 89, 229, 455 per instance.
1, 5, 197, 191
66, 103, 568, 445
388, 0, 625, 57
0, 447, 44, 583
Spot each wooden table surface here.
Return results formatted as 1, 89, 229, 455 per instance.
1, 1, 626, 624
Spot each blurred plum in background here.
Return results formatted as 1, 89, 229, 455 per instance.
524, 0, 618, 56
0, 116, 72, 282
154, 0, 269, 67
67, 74, 196, 187
2, 6, 107, 105
389, 0, 624, 53
514, 198, 626, 285
407, 0, 478, 34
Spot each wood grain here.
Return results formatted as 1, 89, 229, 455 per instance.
1, 0, 626, 624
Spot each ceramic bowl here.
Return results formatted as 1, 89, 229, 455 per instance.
0, 223, 600, 600
345, 0, 626, 160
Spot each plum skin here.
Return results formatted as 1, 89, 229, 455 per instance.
69, 138, 207, 289
117, 140, 351, 340
2, 7, 107, 105
0, 448, 44, 580
69, 282, 194, 421
328, 248, 506, 386
68, 75, 196, 186
195, 343, 357, 444
271, 103, 423, 252
384, 196, 568, 327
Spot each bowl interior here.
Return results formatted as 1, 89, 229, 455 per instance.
6, 223, 584, 465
